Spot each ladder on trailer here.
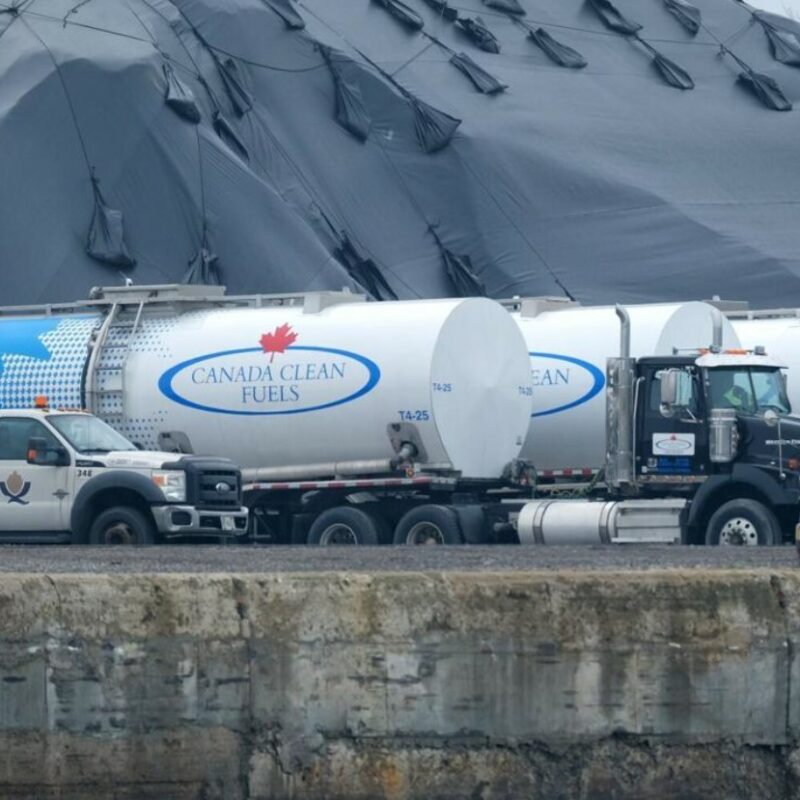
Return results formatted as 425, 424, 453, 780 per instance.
84, 301, 145, 423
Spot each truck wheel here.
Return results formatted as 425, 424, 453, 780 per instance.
88, 506, 156, 546
307, 506, 381, 546
705, 499, 779, 546
393, 505, 462, 545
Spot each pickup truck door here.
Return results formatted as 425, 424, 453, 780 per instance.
0, 418, 70, 533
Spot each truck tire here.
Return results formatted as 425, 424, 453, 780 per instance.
88, 506, 156, 546
393, 505, 462, 545
705, 499, 779, 546
307, 506, 381, 546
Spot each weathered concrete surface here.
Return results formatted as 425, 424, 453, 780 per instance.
0, 570, 799, 798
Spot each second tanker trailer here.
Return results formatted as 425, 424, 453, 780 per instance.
504, 297, 800, 545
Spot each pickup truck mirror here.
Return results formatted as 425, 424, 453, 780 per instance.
26, 437, 70, 467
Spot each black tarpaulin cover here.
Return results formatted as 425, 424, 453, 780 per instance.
372, 0, 425, 30
86, 179, 136, 268
755, 11, 800, 67
482, 0, 525, 15
650, 49, 694, 90
1, 0, 800, 307
212, 110, 250, 160
663, 0, 701, 35
449, 51, 507, 93
431, 226, 486, 296
737, 65, 792, 110
527, 28, 587, 68
408, 94, 461, 151
334, 233, 398, 300
184, 245, 221, 284
421, 0, 458, 22
588, 0, 642, 35
261, 0, 305, 29
163, 61, 201, 122
215, 56, 252, 117
455, 16, 501, 53
636, 39, 694, 89
319, 45, 371, 141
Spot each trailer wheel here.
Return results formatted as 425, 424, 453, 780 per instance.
705, 499, 779, 546
88, 506, 155, 546
394, 505, 462, 545
307, 506, 381, 546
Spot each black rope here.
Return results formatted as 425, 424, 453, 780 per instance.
19, 14, 93, 177
62, 0, 94, 28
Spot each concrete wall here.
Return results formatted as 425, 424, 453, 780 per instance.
0, 570, 799, 798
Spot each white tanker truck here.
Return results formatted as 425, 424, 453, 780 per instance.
0, 284, 536, 545
1, 284, 799, 546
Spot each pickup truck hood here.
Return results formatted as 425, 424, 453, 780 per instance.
91, 451, 177, 470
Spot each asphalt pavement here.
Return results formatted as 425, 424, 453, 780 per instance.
0, 544, 796, 573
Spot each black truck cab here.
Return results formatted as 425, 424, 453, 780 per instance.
633, 351, 800, 544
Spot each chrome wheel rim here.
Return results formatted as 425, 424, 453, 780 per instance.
319, 523, 358, 546
103, 522, 137, 545
719, 517, 758, 546
406, 521, 444, 545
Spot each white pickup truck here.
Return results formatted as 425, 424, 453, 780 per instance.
0, 403, 248, 544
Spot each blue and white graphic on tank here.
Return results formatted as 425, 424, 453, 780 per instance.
0, 316, 99, 409
529, 352, 605, 418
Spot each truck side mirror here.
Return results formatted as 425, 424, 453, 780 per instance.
26, 437, 70, 467
660, 369, 680, 416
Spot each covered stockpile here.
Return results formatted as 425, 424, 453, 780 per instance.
0, 0, 799, 305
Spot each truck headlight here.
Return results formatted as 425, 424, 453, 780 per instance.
152, 470, 186, 502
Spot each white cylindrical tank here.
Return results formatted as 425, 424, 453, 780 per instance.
510, 301, 740, 472
0, 296, 533, 480
730, 315, 800, 410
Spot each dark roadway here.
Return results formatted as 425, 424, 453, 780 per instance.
0, 544, 796, 573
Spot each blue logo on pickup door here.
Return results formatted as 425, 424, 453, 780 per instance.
159, 342, 381, 416
529, 352, 606, 418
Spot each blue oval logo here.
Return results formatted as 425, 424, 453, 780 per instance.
158, 345, 380, 416
529, 352, 605, 418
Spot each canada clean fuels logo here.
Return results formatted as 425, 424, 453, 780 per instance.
159, 324, 380, 416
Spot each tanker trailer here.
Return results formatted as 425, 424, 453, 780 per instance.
500, 302, 800, 546
728, 312, 800, 411
0, 284, 534, 545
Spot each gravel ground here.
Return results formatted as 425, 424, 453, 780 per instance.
0, 544, 796, 573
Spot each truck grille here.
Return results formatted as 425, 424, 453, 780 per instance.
197, 469, 241, 509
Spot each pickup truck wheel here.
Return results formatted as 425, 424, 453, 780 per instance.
307, 506, 380, 546
394, 505, 462, 545
89, 506, 156, 546
705, 499, 779, 546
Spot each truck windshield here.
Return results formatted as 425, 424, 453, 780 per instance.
47, 415, 137, 453
706, 368, 790, 415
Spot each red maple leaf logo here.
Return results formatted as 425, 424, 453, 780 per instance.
260, 323, 298, 362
